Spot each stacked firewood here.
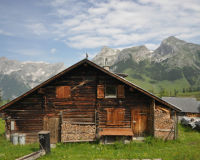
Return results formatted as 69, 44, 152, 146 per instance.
61, 122, 96, 142
154, 107, 174, 129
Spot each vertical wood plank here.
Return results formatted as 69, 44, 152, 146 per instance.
97, 85, 104, 98
106, 108, 113, 125
117, 85, 125, 98
64, 86, 71, 98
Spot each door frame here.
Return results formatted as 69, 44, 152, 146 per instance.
43, 115, 60, 144
131, 107, 149, 136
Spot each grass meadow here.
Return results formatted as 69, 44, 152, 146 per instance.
0, 118, 200, 160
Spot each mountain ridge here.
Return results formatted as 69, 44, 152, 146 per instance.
0, 57, 65, 100
92, 36, 200, 94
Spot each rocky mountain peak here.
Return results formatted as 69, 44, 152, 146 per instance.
152, 36, 188, 62
99, 46, 120, 56
0, 57, 65, 100
117, 45, 152, 63
92, 46, 120, 66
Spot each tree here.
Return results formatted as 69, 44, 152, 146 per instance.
174, 89, 178, 96
159, 87, 165, 97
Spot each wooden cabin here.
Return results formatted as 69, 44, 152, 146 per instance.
0, 59, 181, 144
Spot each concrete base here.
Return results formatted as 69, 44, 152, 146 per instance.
132, 137, 145, 141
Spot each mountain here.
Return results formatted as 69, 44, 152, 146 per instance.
92, 46, 120, 66
0, 57, 65, 100
92, 36, 200, 95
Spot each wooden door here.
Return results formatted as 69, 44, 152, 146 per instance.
131, 108, 148, 136
43, 117, 60, 144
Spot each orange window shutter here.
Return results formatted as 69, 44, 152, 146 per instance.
117, 85, 125, 98
61, 86, 65, 98
56, 86, 71, 98
106, 108, 114, 125
64, 86, 71, 98
56, 86, 62, 98
116, 108, 125, 125
97, 85, 104, 98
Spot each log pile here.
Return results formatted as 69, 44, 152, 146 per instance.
61, 121, 96, 142
181, 117, 200, 130
154, 107, 174, 129
154, 106, 175, 140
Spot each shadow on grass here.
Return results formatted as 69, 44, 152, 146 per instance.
180, 124, 200, 133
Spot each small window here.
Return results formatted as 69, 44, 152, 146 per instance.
105, 85, 117, 98
56, 86, 71, 98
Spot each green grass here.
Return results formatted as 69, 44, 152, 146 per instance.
125, 72, 190, 95
0, 118, 200, 160
0, 119, 39, 160
39, 125, 200, 160
177, 91, 200, 100
125, 73, 200, 99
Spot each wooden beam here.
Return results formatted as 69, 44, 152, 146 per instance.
99, 128, 133, 136
155, 129, 175, 132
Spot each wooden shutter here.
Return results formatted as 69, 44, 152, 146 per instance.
56, 86, 63, 98
117, 85, 125, 98
116, 108, 125, 125
97, 85, 104, 98
106, 108, 125, 125
106, 108, 114, 125
63, 86, 71, 98
56, 86, 71, 98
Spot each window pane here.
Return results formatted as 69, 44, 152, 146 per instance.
105, 85, 116, 98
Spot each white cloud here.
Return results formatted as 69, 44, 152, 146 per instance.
27, 23, 48, 36
46, 0, 200, 49
50, 48, 56, 54
0, 29, 14, 36
145, 43, 159, 50
10, 49, 45, 56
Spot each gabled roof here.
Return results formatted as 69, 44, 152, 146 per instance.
0, 59, 181, 111
162, 97, 200, 113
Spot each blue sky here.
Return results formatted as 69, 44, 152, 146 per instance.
0, 0, 200, 66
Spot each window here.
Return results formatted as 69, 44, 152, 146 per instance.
106, 108, 125, 125
105, 85, 117, 98
97, 84, 125, 98
56, 86, 71, 98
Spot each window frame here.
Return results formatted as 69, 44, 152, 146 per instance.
105, 85, 117, 98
